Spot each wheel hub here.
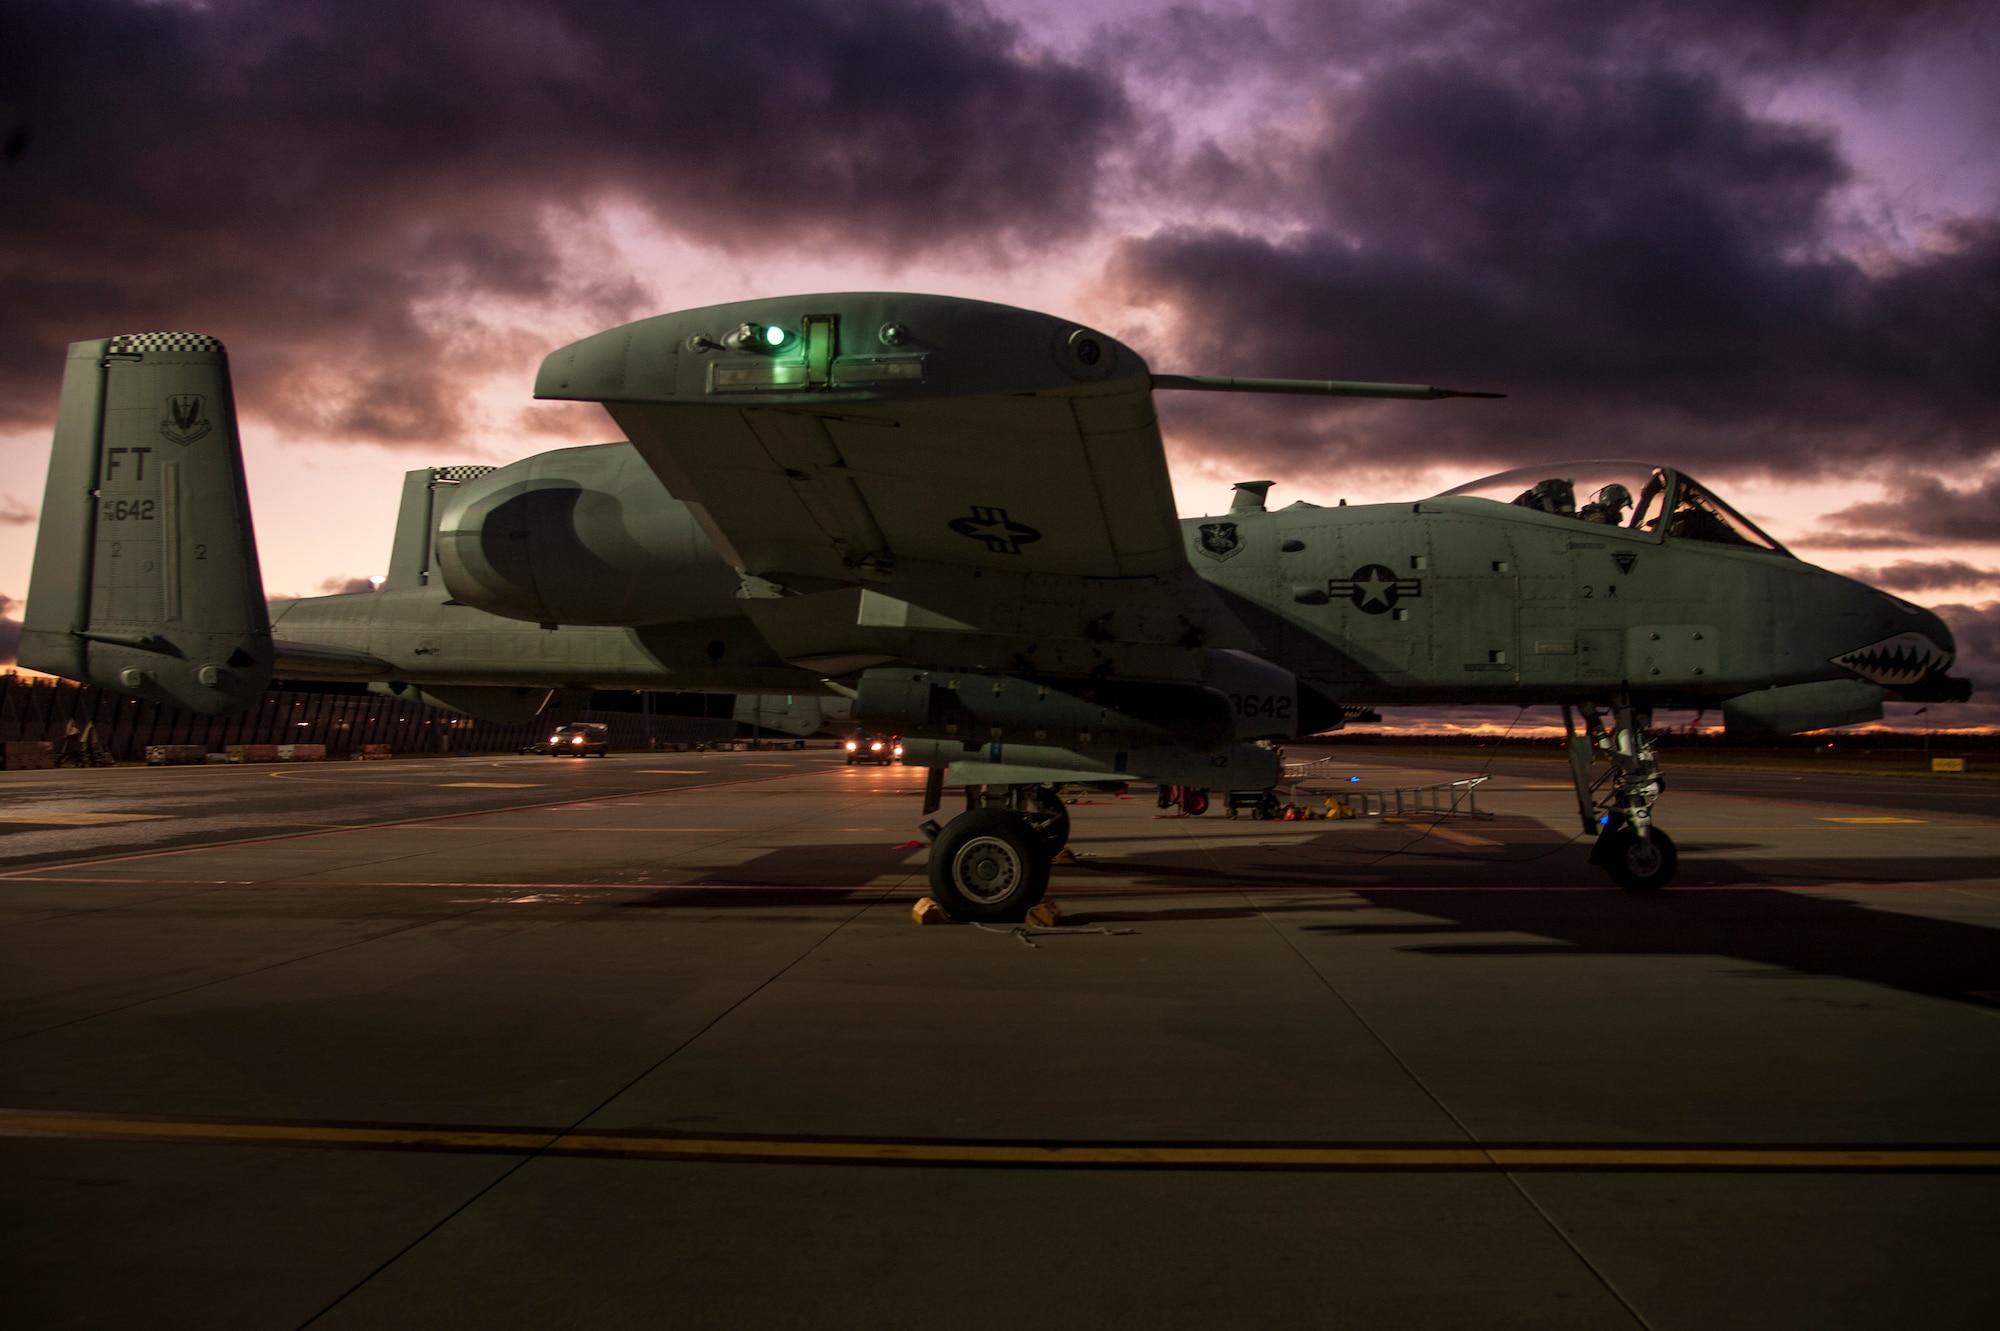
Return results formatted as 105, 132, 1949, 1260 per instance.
1625, 838, 1664, 876
953, 837, 1023, 905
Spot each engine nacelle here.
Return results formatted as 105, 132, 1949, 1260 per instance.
433, 443, 742, 626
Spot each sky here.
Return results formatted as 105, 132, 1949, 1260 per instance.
2, 0, 1997, 730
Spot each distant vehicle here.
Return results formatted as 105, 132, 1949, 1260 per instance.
845, 734, 902, 766
548, 722, 609, 757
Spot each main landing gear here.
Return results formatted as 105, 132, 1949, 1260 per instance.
1563, 699, 1678, 893
920, 778, 1068, 921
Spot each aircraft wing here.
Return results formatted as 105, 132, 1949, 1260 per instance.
536, 294, 1254, 678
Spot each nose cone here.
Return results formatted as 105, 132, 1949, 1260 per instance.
1830, 587, 1956, 688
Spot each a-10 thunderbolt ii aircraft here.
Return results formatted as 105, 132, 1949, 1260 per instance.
21, 295, 1970, 914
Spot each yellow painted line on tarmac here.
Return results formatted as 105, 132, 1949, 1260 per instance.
4, 1111, 1996, 1172
441, 782, 544, 789
571, 1138, 1495, 1167
0, 1113, 554, 1152
0, 812, 170, 825
1484, 1148, 2000, 1168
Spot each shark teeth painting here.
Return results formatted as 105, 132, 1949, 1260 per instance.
1831, 633, 1955, 687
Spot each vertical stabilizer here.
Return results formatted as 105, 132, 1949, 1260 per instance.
381, 469, 438, 591
381, 465, 496, 591
20, 333, 271, 713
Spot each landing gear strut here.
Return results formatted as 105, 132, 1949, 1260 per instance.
924, 781, 1062, 920
1563, 700, 1677, 893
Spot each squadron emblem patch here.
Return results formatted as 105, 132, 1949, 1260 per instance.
1329, 564, 1422, 614
1196, 522, 1243, 561
160, 393, 211, 446
949, 506, 1042, 555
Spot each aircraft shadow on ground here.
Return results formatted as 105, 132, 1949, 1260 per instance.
1057, 881, 2000, 1009
612, 841, 921, 904
1318, 885, 2000, 1010
587, 818, 2000, 1007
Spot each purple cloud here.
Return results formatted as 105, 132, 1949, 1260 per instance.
1844, 560, 2000, 592
1935, 600, 2000, 691
1110, 51, 1998, 480
1811, 476, 2000, 546
0, 0, 1127, 444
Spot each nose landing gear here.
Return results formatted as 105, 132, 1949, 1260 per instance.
1564, 700, 1677, 893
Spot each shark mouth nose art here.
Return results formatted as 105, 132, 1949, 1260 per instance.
1832, 632, 1954, 686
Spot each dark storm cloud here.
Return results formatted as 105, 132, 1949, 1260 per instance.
1843, 560, 2000, 592
0, 593, 18, 665
0, 0, 1126, 442
1226, 0, 2000, 81
0, 495, 34, 526
1935, 601, 2000, 691
1809, 476, 2000, 546
1107, 13, 2000, 481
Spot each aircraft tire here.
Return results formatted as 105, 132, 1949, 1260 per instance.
1600, 826, 1677, 894
928, 808, 1050, 922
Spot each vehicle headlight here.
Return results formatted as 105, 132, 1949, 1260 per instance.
572, 737, 584, 744
845, 741, 857, 751
893, 745, 904, 756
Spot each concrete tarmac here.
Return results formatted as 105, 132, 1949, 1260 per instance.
1, 748, 1996, 1329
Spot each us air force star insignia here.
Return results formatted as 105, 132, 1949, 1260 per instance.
1327, 563, 1422, 615
159, 393, 211, 446
949, 505, 1042, 555
1612, 550, 1638, 574
1196, 522, 1243, 561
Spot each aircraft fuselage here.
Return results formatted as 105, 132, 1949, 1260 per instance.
266, 442, 1950, 726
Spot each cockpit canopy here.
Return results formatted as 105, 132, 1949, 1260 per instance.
1434, 461, 1790, 554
